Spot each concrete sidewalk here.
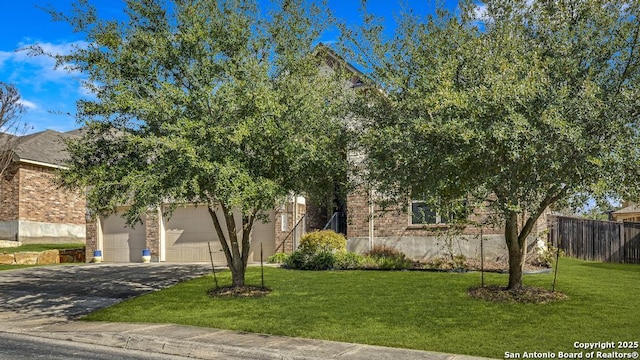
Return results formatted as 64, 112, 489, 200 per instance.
0, 314, 495, 360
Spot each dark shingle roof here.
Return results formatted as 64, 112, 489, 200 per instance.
10, 129, 79, 167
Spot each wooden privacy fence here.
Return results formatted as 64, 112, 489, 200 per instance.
549, 215, 640, 264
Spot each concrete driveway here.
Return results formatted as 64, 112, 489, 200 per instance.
0, 263, 210, 320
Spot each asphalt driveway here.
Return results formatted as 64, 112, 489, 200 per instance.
0, 263, 210, 320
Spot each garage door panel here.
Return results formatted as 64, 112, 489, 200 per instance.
164, 206, 275, 263
165, 207, 217, 262
101, 214, 146, 263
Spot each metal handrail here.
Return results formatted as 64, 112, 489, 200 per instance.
323, 211, 346, 234
274, 213, 307, 253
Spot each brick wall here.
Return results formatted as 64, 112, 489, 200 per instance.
18, 164, 86, 225
305, 200, 329, 231
0, 165, 19, 221
347, 188, 507, 239
274, 201, 306, 253
346, 188, 370, 237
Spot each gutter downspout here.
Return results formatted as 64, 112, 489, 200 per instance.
368, 190, 374, 251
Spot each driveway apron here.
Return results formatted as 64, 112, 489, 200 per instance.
0, 263, 210, 320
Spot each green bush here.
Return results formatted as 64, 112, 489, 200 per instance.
267, 252, 289, 264
534, 242, 565, 267
365, 245, 413, 270
284, 250, 336, 270
307, 250, 336, 270
284, 250, 308, 269
334, 251, 365, 270
298, 230, 346, 254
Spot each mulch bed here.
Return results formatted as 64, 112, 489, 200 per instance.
468, 285, 567, 304
208, 286, 271, 298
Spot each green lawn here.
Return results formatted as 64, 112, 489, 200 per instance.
0, 264, 38, 271
83, 258, 640, 358
0, 243, 85, 253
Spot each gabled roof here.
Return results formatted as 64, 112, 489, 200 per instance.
0, 132, 17, 148
8, 129, 79, 168
315, 43, 368, 88
613, 204, 640, 215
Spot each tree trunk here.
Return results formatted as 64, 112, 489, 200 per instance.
230, 258, 246, 287
505, 211, 525, 289
208, 204, 249, 288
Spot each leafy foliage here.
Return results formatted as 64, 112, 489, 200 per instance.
333, 251, 365, 269
45, 0, 353, 286
298, 230, 347, 254
284, 249, 335, 270
343, 0, 640, 288
266, 252, 289, 264
364, 245, 413, 270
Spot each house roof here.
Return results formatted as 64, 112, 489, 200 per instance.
315, 43, 368, 88
0, 132, 17, 147
613, 204, 640, 215
8, 129, 79, 167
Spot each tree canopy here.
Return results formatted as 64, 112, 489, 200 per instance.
345, 0, 640, 288
0, 82, 29, 177
49, 0, 353, 286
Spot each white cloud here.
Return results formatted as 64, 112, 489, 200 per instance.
0, 40, 88, 85
17, 99, 37, 109
0, 40, 90, 133
473, 3, 488, 21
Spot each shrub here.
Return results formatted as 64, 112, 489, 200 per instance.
298, 230, 346, 254
452, 254, 467, 270
307, 250, 336, 270
534, 242, 565, 267
284, 250, 308, 269
364, 245, 413, 270
267, 252, 289, 264
284, 249, 336, 270
334, 251, 365, 270
365, 245, 404, 259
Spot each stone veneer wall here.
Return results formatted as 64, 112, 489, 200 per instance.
145, 212, 160, 261
0, 248, 85, 265
85, 218, 98, 262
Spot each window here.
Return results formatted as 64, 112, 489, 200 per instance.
411, 201, 439, 224
410, 199, 468, 225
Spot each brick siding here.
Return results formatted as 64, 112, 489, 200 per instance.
17, 164, 86, 225
0, 165, 19, 221
347, 188, 512, 239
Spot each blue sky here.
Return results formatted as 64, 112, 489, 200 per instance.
0, 0, 457, 134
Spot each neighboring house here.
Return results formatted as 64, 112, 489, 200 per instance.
611, 202, 640, 222
0, 129, 86, 245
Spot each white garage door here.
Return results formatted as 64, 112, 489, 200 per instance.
165, 207, 225, 262
252, 212, 276, 260
101, 215, 146, 263
164, 207, 276, 263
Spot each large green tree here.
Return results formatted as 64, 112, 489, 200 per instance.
44, 0, 351, 287
346, 0, 640, 289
